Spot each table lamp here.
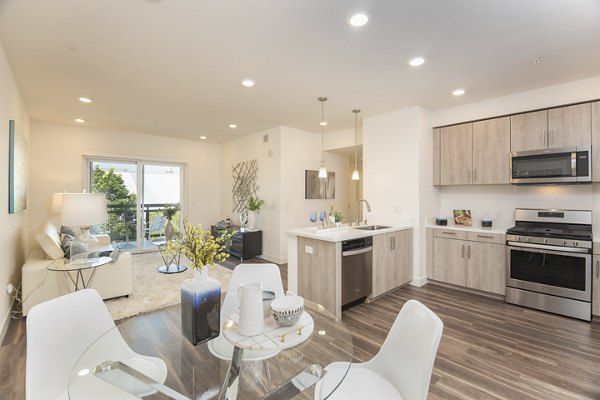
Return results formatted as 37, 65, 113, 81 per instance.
60, 193, 108, 264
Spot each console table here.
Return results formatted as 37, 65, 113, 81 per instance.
211, 225, 262, 261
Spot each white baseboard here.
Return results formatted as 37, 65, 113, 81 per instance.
0, 296, 16, 345
410, 276, 428, 287
258, 253, 287, 265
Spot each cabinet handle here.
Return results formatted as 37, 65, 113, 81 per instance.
542, 129, 546, 145
477, 235, 494, 239
468, 245, 471, 259
461, 244, 465, 258
393, 236, 396, 250
442, 231, 456, 235
596, 260, 599, 279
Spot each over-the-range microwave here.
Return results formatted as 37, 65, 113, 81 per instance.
510, 145, 591, 185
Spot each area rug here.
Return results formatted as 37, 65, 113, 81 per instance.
105, 251, 232, 321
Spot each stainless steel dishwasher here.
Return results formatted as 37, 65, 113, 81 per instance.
341, 236, 373, 310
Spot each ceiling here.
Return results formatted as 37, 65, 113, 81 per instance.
0, 0, 599, 143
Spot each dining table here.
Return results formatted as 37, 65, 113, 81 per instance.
67, 299, 354, 399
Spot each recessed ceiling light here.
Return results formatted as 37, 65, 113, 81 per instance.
452, 89, 465, 96
200, 136, 207, 140
241, 79, 255, 87
229, 124, 237, 129
78, 97, 93, 103
348, 11, 370, 27
74, 118, 86, 123
409, 57, 426, 67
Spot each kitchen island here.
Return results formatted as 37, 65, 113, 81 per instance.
287, 225, 413, 318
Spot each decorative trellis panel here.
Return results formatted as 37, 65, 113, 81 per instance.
232, 159, 259, 213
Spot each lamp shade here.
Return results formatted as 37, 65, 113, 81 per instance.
51, 192, 64, 213
60, 193, 108, 227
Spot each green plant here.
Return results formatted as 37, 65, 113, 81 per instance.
333, 210, 344, 223
162, 203, 180, 221
165, 220, 235, 270
246, 195, 265, 213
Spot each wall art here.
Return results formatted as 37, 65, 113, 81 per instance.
305, 170, 335, 199
8, 120, 27, 213
232, 159, 258, 213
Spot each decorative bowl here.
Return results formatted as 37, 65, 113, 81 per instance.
271, 295, 304, 327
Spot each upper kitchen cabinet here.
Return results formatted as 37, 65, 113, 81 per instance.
433, 128, 441, 185
511, 103, 591, 152
440, 123, 472, 185
511, 110, 547, 152
472, 117, 510, 184
593, 102, 600, 182
547, 103, 591, 148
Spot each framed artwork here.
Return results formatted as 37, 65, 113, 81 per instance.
8, 120, 27, 213
305, 170, 335, 199
453, 209, 472, 226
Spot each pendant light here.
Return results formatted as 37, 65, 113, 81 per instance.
318, 97, 328, 178
352, 109, 361, 181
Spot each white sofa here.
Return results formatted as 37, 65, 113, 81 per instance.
22, 221, 133, 316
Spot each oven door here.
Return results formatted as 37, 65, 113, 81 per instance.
506, 242, 591, 302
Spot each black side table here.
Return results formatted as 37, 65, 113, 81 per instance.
154, 240, 188, 274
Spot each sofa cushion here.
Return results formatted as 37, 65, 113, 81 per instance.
35, 221, 64, 260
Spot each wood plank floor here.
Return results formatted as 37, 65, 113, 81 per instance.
2, 261, 600, 399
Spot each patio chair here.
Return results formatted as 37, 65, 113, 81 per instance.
144, 215, 166, 239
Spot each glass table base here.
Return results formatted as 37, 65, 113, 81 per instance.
158, 264, 188, 274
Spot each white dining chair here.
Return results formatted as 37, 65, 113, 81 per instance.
208, 263, 285, 361
26, 289, 167, 400
315, 299, 444, 400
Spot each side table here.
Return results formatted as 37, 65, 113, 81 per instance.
47, 256, 112, 291
154, 240, 188, 274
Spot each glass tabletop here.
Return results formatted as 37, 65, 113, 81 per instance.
67, 300, 353, 400
47, 256, 112, 272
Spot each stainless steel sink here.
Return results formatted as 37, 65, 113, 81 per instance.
354, 225, 391, 231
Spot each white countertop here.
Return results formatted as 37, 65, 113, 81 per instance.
286, 224, 413, 242
426, 223, 507, 235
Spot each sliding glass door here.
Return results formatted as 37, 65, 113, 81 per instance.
86, 157, 183, 250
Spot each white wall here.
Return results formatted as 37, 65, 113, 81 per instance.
0, 42, 29, 335
280, 127, 350, 260
29, 120, 221, 240
219, 127, 282, 262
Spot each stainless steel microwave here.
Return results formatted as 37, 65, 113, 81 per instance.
510, 145, 591, 184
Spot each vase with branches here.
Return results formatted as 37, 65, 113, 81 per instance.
245, 195, 265, 230
162, 203, 180, 241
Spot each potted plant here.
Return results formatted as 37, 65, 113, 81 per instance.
166, 220, 234, 345
162, 203, 180, 241
245, 195, 265, 230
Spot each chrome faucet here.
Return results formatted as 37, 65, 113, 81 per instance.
356, 199, 371, 226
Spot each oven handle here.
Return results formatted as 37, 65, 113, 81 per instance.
507, 241, 591, 255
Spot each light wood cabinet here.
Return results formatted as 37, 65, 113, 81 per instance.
472, 117, 510, 184
297, 237, 337, 314
433, 237, 467, 286
547, 103, 591, 148
511, 104, 591, 152
440, 123, 472, 185
510, 110, 547, 152
431, 230, 506, 295
592, 102, 600, 182
433, 128, 441, 185
593, 256, 600, 317
467, 242, 506, 295
372, 229, 413, 297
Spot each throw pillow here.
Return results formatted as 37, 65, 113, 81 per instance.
61, 234, 74, 258
35, 221, 64, 260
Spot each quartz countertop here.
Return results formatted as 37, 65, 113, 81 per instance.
286, 224, 413, 243
426, 223, 507, 236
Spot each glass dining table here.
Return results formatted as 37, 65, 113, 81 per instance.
67, 300, 353, 400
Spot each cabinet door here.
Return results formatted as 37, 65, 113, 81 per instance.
510, 110, 547, 152
467, 242, 506, 295
440, 123, 472, 185
548, 103, 592, 148
472, 117, 510, 184
297, 237, 336, 313
393, 229, 413, 287
433, 238, 466, 286
433, 128, 441, 185
372, 233, 396, 297
593, 256, 600, 317
592, 102, 600, 182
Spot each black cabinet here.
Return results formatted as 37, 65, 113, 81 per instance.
211, 225, 262, 261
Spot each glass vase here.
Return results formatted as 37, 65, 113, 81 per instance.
181, 266, 221, 345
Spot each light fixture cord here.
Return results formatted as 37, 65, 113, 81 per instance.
354, 111, 358, 171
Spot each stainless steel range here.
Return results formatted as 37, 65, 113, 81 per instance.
505, 208, 593, 321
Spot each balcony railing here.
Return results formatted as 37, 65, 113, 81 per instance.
104, 202, 180, 242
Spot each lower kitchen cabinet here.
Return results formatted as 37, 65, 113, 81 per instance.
431, 230, 506, 295
593, 256, 600, 317
297, 236, 337, 314
372, 229, 413, 298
